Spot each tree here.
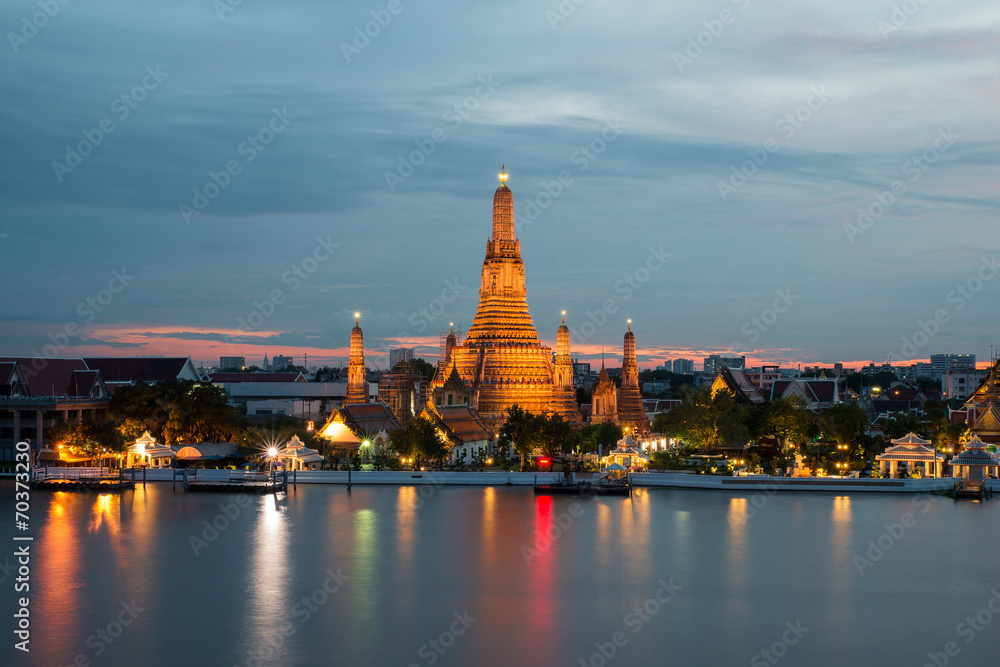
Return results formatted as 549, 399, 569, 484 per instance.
816, 404, 868, 447
882, 413, 926, 440
654, 385, 748, 451
922, 399, 949, 430
765, 396, 815, 452
649, 450, 678, 471
916, 377, 940, 395
390, 417, 448, 468
48, 412, 124, 459
412, 358, 436, 382
109, 379, 241, 446
535, 413, 574, 458
593, 422, 623, 450
498, 405, 540, 471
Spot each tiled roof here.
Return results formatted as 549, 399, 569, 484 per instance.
433, 405, 492, 443
72, 370, 101, 397
890, 432, 932, 446
341, 403, 401, 433
0, 357, 91, 397
84, 357, 195, 383
716, 366, 765, 404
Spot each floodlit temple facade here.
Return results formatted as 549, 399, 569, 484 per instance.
345, 313, 368, 404
617, 321, 650, 436
962, 358, 1000, 445
429, 169, 581, 429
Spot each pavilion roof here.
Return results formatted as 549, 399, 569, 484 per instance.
890, 432, 932, 446
950, 448, 999, 466
876, 448, 944, 462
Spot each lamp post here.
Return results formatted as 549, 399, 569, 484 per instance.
267, 447, 278, 475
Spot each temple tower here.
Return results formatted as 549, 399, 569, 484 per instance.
617, 320, 649, 435
591, 356, 618, 425
551, 312, 582, 424
345, 313, 368, 404
434, 168, 560, 428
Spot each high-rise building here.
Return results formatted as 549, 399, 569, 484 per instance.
672, 358, 694, 374
345, 314, 368, 404
429, 168, 580, 428
930, 354, 975, 376
389, 348, 413, 370
273, 355, 293, 368
703, 354, 745, 374
220, 356, 244, 370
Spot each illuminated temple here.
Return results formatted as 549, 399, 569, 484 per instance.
430, 168, 581, 429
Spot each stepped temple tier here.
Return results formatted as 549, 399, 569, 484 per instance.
429, 168, 581, 429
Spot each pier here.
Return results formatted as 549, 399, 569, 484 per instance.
30, 467, 136, 492
174, 468, 288, 493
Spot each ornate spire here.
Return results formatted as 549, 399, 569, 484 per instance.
618, 321, 648, 435
346, 313, 368, 404
491, 166, 515, 243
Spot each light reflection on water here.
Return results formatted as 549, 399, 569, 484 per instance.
5, 483, 999, 667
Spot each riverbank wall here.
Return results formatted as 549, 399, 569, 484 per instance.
9, 468, 997, 493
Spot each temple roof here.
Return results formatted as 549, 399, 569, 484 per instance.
429, 404, 493, 444
951, 446, 999, 466
972, 403, 1000, 434
890, 432, 932, 446
712, 366, 765, 404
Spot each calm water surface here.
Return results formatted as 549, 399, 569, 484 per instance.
1, 481, 998, 667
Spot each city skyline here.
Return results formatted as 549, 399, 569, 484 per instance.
2, 1, 998, 371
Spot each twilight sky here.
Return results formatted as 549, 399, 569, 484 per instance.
2, 0, 998, 371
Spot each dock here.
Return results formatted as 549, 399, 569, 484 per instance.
954, 479, 993, 501
30, 467, 136, 491
174, 469, 288, 493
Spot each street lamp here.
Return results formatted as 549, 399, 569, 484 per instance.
267, 446, 278, 473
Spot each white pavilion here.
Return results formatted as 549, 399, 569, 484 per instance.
875, 432, 946, 478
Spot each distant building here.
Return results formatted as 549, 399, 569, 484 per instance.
930, 354, 975, 375
746, 365, 781, 390
388, 348, 413, 370
273, 355, 293, 369
672, 358, 694, 374
573, 359, 597, 390
0, 357, 111, 462
220, 356, 245, 371
942, 369, 986, 402
703, 355, 745, 375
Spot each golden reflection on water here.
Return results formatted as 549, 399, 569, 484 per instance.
35, 492, 84, 656
594, 501, 613, 568
88, 492, 121, 536
830, 496, 852, 581
394, 488, 416, 585
619, 492, 651, 584
352, 508, 378, 622
247, 496, 291, 647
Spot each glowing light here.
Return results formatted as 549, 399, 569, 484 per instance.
498, 166, 508, 183
267, 447, 278, 458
